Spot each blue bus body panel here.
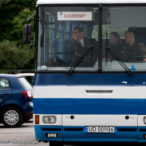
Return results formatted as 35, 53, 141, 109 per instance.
35, 73, 146, 86
34, 98, 146, 115
34, 73, 146, 143
34, 125, 138, 142
34, 125, 146, 143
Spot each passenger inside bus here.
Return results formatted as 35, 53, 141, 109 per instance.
122, 31, 146, 61
109, 31, 146, 62
67, 27, 98, 67
110, 32, 121, 46
109, 32, 123, 59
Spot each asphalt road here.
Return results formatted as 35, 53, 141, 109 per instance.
0, 121, 48, 146
0, 121, 141, 146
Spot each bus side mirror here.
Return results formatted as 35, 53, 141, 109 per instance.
23, 24, 32, 44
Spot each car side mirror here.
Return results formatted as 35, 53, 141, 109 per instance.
23, 24, 32, 44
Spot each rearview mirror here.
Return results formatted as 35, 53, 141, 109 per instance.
23, 24, 32, 44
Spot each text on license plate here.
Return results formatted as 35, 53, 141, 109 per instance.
88, 126, 115, 133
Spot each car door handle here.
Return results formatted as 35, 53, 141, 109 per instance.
86, 90, 113, 94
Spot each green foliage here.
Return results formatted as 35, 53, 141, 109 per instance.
0, 40, 34, 70
0, 0, 9, 6
0, 0, 36, 40
0, 0, 37, 71
11, 8, 35, 44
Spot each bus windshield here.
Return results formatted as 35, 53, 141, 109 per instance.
102, 6, 146, 72
37, 6, 99, 71
37, 6, 146, 72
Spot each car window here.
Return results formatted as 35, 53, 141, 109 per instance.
18, 77, 32, 90
0, 78, 11, 89
25, 76, 34, 86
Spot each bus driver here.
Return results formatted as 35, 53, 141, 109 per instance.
67, 27, 98, 67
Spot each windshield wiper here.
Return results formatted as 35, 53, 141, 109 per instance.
68, 45, 94, 75
105, 30, 134, 77
105, 47, 134, 77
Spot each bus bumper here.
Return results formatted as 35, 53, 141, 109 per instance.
34, 125, 146, 143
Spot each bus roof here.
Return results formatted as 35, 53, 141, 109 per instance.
37, 0, 146, 5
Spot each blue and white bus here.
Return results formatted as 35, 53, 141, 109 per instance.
29, 0, 146, 145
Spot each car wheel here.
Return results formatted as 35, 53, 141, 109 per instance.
49, 142, 64, 146
1, 107, 23, 127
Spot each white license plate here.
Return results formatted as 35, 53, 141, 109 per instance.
88, 126, 115, 133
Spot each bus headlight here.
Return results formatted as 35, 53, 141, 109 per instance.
143, 116, 146, 125
42, 116, 56, 124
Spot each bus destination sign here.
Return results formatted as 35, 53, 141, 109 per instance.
57, 11, 92, 21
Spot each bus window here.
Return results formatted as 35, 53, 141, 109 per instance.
37, 6, 99, 71
102, 6, 146, 72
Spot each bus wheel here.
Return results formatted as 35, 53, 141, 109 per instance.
49, 142, 64, 146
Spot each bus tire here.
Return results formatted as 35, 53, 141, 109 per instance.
49, 142, 64, 146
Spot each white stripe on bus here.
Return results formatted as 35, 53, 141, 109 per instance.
33, 86, 146, 99
33, 114, 146, 126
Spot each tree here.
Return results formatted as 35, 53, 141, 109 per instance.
0, 0, 36, 41
0, 40, 34, 70
0, 0, 37, 70
11, 8, 35, 46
